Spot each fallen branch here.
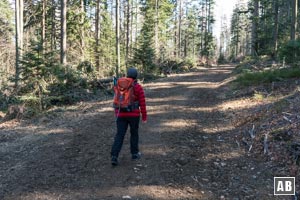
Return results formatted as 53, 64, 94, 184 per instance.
235, 140, 240, 148
191, 175, 199, 183
282, 112, 293, 116
248, 124, 255, 139
283, 116, 292, 123
242, 137, 249, 146
248, 144, 253, 152
264, 133, 269, 154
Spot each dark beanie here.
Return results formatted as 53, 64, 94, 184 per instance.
127, 67, 138, 79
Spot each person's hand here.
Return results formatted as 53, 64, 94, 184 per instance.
142, 120, 147, 123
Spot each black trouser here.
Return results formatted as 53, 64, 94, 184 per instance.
111, 117, 140, 158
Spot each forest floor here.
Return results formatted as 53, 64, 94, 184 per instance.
0, 64, 299, 200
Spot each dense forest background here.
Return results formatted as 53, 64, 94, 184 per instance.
0, 0, 300, 116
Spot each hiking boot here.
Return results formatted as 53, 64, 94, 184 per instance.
132, 152, 142, 160
111, 156, 118, 166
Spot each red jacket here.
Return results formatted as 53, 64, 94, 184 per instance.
115, 81, 147, 121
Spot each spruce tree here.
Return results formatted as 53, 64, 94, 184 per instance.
132, 0, 156, 73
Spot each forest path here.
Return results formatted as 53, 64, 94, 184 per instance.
0, 65, 282, 199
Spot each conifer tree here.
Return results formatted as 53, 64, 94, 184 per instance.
132, 0, 156, 73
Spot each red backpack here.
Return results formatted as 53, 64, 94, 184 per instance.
113, 77, 137, 112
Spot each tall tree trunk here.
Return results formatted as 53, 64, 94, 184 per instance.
291, 0, 298, 40
125, 0, 130, 67
130, 0, 134, 59
174, 6, 177, 58
200, 3, 204, 56
51, 0, 56, 51
235, 14, 239, 58
42, 0, 47, 53
135, 0, 138, 50
207, 0, 212, 58
184, 32, 187, 57
207, 0, 211, 33
251, 0, 259, 56
178, 0, 182, 57
203, 0, 208, 57
60, 0, 67, 64
121, 0, 125, 53
80, 0, 85, 61
219, 15, 224, 58
95, 0, 100, 70
263, 5, 268, 50
15, 0, 23, 88
155, 0, 159, 58
116, 0, 120, 77
273, 0, 279, 58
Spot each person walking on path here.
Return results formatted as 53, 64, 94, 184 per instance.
111, 68, 147, 166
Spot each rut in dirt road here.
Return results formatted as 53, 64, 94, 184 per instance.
1, 65, 281, 199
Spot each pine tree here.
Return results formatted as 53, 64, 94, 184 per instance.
132, 0, 156, 73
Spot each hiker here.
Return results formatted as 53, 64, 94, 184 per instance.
111, 67, 147, 166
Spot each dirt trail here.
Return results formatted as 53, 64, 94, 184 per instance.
0, 65, 288, 199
